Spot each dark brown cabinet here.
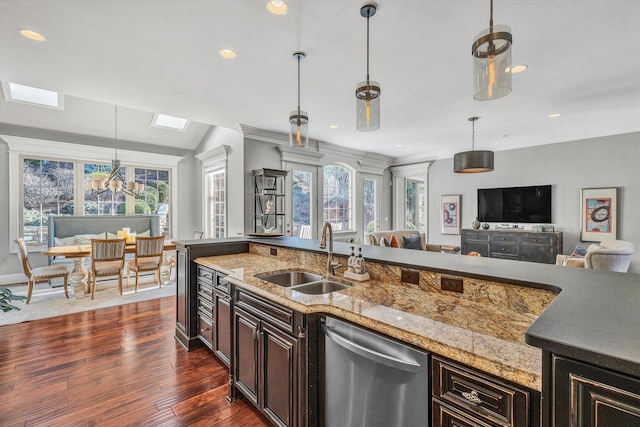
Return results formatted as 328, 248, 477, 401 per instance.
432, 356, 540, 427
233, 287, 304, 427
214, 289, 232, 366
461, 229, 562, 264
551, 355, 640, 426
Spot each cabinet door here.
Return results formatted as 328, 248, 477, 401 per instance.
176, 248, 188, 332
261, 321, 297, 427
553, 355, 640, 426
466, 241, 489, 257
214, 291, 232, 367
234, 307, 260, 405
433, 400, 497, 427
521, 245, 553, 264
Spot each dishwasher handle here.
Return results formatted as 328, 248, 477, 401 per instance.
322, 324, 421, 373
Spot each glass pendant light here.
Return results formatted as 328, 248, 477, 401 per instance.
355, 4, 380, 132
454, 117, 494, 173
289, 51, 309, 148
472, 0, 512, 101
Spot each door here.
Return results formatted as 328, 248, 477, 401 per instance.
261, 322, 297, 427
214, 290, 232, 367
234, 307, 260, 405
285, 163, 318, 239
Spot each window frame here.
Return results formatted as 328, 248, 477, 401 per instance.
5, 135, 182, 252
322, 163, 355, 232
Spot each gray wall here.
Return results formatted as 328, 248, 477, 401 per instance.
427, 132, 640, 273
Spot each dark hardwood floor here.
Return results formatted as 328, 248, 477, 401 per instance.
0, 296, 271, 426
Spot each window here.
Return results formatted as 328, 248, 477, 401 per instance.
136, 168, 171, 235
405, 179, 424, 230
363, 178, 376, 234
292, 169, 312, 238
206, 168, 226, 238
22, 158, 74, 244
323, 164, 352, 230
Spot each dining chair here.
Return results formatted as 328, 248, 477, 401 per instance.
127, 235, 165, 292
90, 238, 126, 299
193, 230, 204, 239
15, 238, 70, 304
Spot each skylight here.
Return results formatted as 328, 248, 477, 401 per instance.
151, 113, 190, 131
3, 82, 62, 109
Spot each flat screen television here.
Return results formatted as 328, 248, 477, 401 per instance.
477, 185, 552, 223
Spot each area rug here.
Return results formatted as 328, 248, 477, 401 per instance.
0, 278, 176, 326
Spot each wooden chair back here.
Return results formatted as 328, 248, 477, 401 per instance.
14, 238, 32, 278
133, 236, 165, 265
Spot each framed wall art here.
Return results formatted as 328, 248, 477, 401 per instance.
441, 195, 461, 235
580, 187, 617, 242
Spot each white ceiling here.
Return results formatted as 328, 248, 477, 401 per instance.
1, 0, 639, 162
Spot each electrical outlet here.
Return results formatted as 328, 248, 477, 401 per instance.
270, 247, 277, 256
400, 269, 420, 284
441, 276, 463, 293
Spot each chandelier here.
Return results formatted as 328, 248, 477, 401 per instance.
453, 117, 494, 173
87, 106, 144, 196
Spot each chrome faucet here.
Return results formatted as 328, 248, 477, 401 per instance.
319, 222, 342, 275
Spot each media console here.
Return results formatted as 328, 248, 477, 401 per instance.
461, 229, 563, 264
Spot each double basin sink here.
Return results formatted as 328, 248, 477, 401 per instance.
257, 271, 351, 295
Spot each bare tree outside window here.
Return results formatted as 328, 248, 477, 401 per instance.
22, 159, 74, 244
323, 165, 351, 230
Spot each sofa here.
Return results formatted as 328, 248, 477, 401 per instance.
556, 239, 634, 272
365, 229, 460, 254
47, 215, 160, 285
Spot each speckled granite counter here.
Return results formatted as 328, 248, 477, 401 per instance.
196, 243, 557, 391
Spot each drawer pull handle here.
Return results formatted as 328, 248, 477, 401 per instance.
200, 327, 210, 332
461, 390, 483, 404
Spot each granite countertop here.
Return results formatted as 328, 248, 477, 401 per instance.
196, 247, 556, 391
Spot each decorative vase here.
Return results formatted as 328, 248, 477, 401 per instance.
482, 223, 490, 230
472, 218, 480, 229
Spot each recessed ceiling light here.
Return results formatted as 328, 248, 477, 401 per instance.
548, 113, 562, 118
219, 49, 237, 59
266, 0, 288, 15
3, 82, 61, 108
396, 144, 404, 147
151, 113, 190, 131
20, 29, 46, 41
329, 125, 338, 129
507, 64, 528, 73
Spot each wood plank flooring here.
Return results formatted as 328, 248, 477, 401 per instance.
0, 296, 271, 426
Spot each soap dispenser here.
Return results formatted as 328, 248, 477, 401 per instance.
347, 246, 357, 273
354, 247, 366, 274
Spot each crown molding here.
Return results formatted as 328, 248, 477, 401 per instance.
195, 144, 230, 168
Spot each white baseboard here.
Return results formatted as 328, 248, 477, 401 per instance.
0, 273, 28, 286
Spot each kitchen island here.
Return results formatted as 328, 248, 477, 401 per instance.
175, 236, 640, 426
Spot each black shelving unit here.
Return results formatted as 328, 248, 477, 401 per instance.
252, 168, 288, 234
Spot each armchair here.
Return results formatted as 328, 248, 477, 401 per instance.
556, 240, 634, 272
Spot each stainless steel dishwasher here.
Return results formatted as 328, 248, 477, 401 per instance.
320, 316, 429, 427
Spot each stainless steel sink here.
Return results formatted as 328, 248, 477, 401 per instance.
291, 280, 351, 295
257, 271, 323, 287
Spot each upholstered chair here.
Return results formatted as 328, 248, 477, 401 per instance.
90, 238, 126, 299
15, 238, 70, 304
557, 240, 634, 272
127, 236, 165, 291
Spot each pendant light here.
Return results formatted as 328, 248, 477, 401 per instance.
472, 0, 512, 101
355, 4, 380, 132
454, 117, 494, 173
289, 51, 309, 148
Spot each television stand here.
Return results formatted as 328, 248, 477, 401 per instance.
461, 229, 563, 264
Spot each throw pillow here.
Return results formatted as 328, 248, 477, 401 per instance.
379, 237, 390, 247
138, 229, 151, 237
54, 236, 76, 246
402, 234, 423, 250
571, 245, 587, 257
74, 233, 107, 244
369, 235, 378, 246
389, 235, 400, 248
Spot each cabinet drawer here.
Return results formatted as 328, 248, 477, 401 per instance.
521, 236, 553, 246
490, 233, 519, 244
197, 279, 214, 301
465, 232, 489, 242
197, 296, 213, 314
197, 314, 213, 349
433, 400, 499, 427
432, 356, 533, 427
491, 242, 519, 256
235, 288, 300, 335
465, 242, 489, 257
197, 266, 214, 283
215, 273, 230, 294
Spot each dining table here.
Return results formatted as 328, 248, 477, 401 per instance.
42, 240, 176, 298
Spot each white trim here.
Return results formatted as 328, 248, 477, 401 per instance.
389, 162, 432, 233
278, 146, 325, 166
357, 158, 387, 175
197, 145, 229, 237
